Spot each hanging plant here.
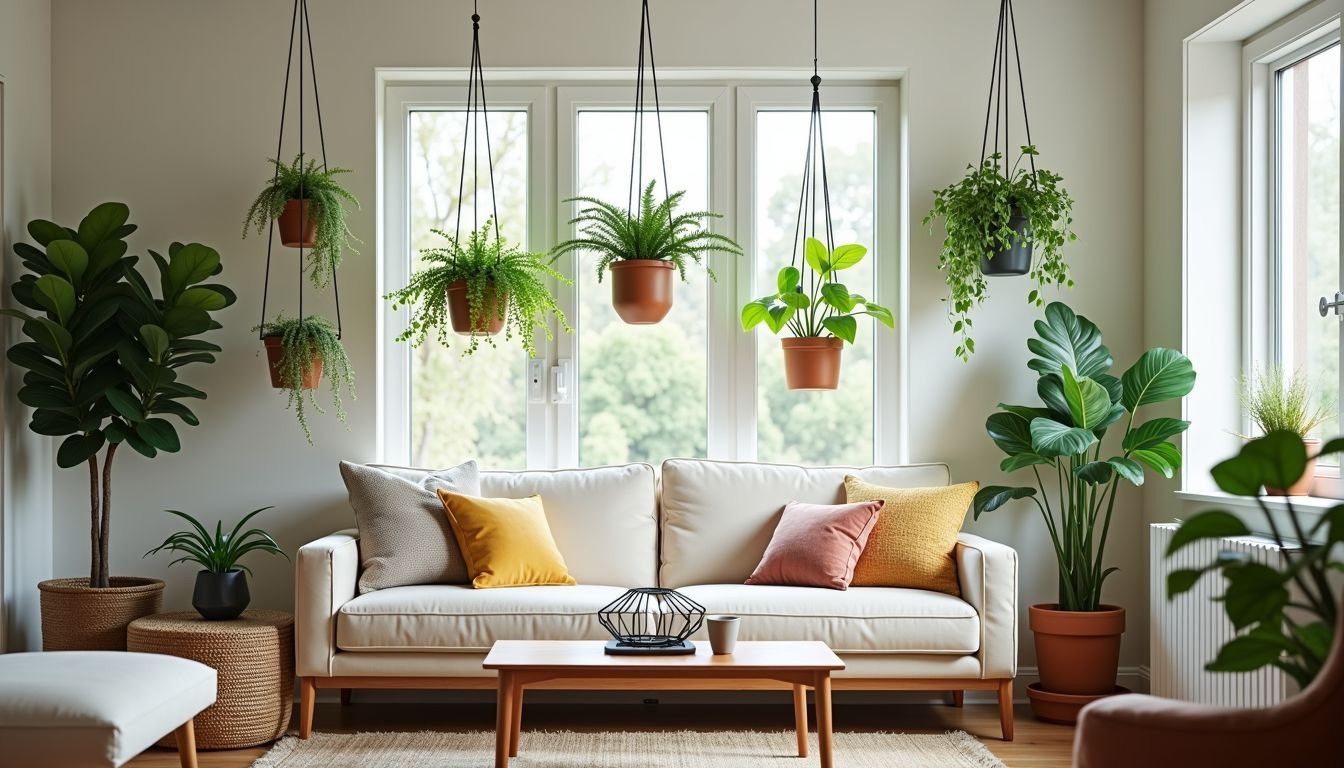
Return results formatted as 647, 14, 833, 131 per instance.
387, 221, 570, 357
243, 154, 360, 288
254, 314, 354, 444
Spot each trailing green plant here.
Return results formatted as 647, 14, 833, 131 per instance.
1167, 431, 1343, 687
973, 302, 1196, 611
552, 180, 743, 281
740, 237, 894, 342
924, 145, 1076, 361
144, 507, 288, 574
386, 221, 570, 357
1240, 366, 1332, 438
2, 203, 235, 588
242, 154, 360, 288
255, 314, 354, 444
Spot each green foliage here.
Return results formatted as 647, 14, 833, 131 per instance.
386, 222, 570, 357
552, 180, 742, 282
255, 314, 354, 444
242, 154, 360, 288
1240, 366, 1332, 437
924, 146, 1076, 361
741, 237, 895, 344
144, 507, 288, 575
1167, 431, 1343, 688
973, 302, 1196, 611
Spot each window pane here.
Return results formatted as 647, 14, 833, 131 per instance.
575, 111, 710, 465
755, 110, 877, 465
408, 110, 529, 468
1277, 44, 1340, 450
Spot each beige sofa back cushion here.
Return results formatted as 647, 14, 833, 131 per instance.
659, 459, 951, 588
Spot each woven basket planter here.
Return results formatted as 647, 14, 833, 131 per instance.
38, 577, 164, 651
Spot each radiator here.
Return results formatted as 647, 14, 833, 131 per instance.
1150, 523, 1294, 707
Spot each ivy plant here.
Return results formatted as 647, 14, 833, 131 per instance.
242, 153, 360, 288
256, 314, 354, 444
740, 237, 894, 342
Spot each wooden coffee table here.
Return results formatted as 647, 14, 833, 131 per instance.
483, 640, 844, 768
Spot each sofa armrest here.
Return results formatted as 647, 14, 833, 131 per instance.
296, 528, 359, 678
956, 532, 1018, 679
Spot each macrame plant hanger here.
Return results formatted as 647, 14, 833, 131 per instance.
455, 0, 502, 254
627, 0, 672, 227
259, 0, 343, 341
788, 0, 836, 311
979, 0, 1036, 186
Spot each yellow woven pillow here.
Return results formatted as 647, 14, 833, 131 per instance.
845, 476, 978, 595
436, 490, 577, 589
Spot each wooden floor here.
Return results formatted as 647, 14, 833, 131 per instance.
126, 700, 1076, 767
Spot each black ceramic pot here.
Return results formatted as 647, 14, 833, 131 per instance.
980, 207, 1032, 276
192, 569, 250, 620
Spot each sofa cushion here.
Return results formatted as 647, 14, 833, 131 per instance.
745, 500, 883, 590
437, 491, 576, 588
336, 584, 630, 651
847, 477, 978, 595
678, 584, 980, 654
659, 459, 950, 587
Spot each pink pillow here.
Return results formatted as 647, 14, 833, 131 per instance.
745, 499, 884, 590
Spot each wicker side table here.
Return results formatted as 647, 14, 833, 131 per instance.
128, 609, 294, 750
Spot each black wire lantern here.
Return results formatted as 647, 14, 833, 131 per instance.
977, 0, 1035, 277
599, 588, 705, 656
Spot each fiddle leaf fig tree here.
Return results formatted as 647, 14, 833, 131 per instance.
2, 203, 235, 588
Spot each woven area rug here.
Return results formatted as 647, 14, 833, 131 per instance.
252, 729, 1006, 767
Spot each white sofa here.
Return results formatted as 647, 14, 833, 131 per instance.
296, 459, 1018, 739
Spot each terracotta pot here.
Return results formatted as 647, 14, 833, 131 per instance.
1265, 437, 1319, 496
781, 337, 844, 391
1025, 682, 1131, 725
610, 260, 675, 324
278, 199, 317, 249
263, 335, 323, 390
38, 576, 165, 650
1031, 603, 1125, 702
447, 279, 507, 336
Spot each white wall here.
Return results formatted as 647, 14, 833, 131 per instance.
42, 0, 1146, 672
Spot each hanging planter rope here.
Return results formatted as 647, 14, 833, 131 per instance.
977, 0, 1034, 277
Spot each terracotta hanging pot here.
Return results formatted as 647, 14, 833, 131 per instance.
980, 206, 1032, 276
38, 577, 164, 650
610, 260, 675, 324
278, 199, 318, 249
447, 279, 507, 336
1265, 436, 1319, 496
1026, 603, 1127, 724
781, 337, 844, 391
263, 335, 323, 390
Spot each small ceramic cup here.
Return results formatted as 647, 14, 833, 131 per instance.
707, 615, 740, 655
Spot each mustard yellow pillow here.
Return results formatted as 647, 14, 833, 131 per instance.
436, 490, 577, 589
845, 476, 978, 595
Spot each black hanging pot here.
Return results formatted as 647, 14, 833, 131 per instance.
192, 569, 251, 621
980, 207, 1032, 276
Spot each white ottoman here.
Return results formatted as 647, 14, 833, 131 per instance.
0, 651, 217, 768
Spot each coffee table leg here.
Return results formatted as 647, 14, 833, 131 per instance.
510, 678, 524, 757
792, 684, 809, 758
813, 672, 833, 768
495, 671, 513, 768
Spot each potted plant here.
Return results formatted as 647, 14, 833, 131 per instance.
386, 221, 570, 357
924, 145, 1076, 361
2, 203, 234, 649
255, 314, 354, 444
242, 153, 359, 288
1239, 367, 1332, 495
144, 507, 288, 620
741, 237, 894, 390
553, 180, 743, 325
973, 301, 1195, 722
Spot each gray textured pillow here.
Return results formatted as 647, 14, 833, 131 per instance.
339, 460, 481, 593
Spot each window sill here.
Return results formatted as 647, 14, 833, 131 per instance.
1174, 490, 1335, 544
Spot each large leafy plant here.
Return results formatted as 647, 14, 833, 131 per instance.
3, 203, 234, 588
386, 221, 570, 357
256, 314, 353, 444
740, 237, 894, 342
145, 507, 288, 575
924, 145, 1076, 361
973, 302, 1196, 611
552, 180, 743, 281
242, 154, 359, 288
1167, 431, 1343, 688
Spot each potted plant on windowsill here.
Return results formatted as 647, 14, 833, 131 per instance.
741, 237, 894, 391
145, 507, 288, 620
243, 153, 360, 288
552, 180, 743, 325
1239, 367, 1332, 495
1, 203, 235, 650
386, 221, 570, 357
255, 314, 354, 444
973, 302, 1195, 723
924, 145, 1076, 361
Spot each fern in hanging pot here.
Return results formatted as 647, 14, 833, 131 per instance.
243, 154, 360, 288
553, 181, 743, 325
254, 314, 354, 444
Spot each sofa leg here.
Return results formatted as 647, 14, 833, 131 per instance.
174, 719, 198, 768
299, 677, 317, 739
950, 690, 964, 708
997, 679, 1014, 741
340, 688, 352, 706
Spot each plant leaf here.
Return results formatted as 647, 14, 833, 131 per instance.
1027, 302, 1113, 379
972, 485, 1036, 518
1122, 347, 1197, 411
1061, 365, 1112, 431
1029, 417, 1098, 457
1124, 417, 1191, 451
822, 314, 857, 344
1132, 441, 1181, 479
828, 244, 866, 270
804, 237, 829, 275
986, 411, 1035, 456
136, 418, 181, 452
46, 240, 89, 285
776, 266, 801, 295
